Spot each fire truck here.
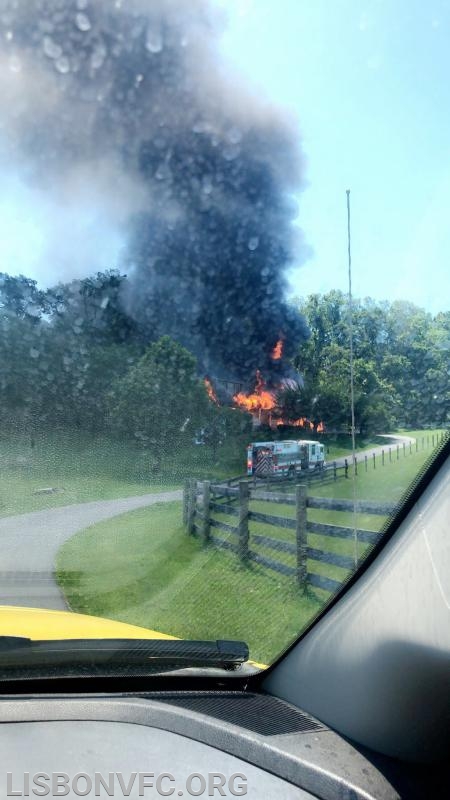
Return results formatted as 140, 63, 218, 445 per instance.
246, 440, 325, 477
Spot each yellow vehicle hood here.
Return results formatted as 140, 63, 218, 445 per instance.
0, 605, 176, 641
0, 606, 266, 669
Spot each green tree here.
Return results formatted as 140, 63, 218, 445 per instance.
292, 295, 399, 435
109, 336, 207, 468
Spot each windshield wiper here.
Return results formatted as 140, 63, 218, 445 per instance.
0, 637, 249, 673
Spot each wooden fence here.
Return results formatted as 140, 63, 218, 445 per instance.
183, 480, 396, 595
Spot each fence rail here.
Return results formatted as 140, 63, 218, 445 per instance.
249, 510, 297, 530
183, 432, 447, 592
184, 478, 391, 594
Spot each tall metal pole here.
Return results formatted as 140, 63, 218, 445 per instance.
346, 190, 358, 566
346, 190, 357, 466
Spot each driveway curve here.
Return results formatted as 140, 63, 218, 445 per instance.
330, 435, 416, 468
0, 490, 182, 611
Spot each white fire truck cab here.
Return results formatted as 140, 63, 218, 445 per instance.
247, 439, 325, 477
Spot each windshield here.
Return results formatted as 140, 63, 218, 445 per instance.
0, 0, 448, 673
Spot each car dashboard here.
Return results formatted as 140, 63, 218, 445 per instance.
0, 690, 433, 799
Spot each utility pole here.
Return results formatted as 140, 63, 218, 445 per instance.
346, 190, 357, 469
346, 189, 358, 567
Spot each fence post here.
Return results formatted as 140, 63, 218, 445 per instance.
409, 441, 412, 455
382, 449, 384, 466
432, 434, 435, 448
202, 480, 210, 543
373, 452, 376, 470
187, 479, 196, 535
296, 484, 307, 590
396, 445, 399, 460
333, 461, 337, 481
403, 442, 406, 457
183, 479, 189, 525
354, 455, 358, 476
365, 454, 368, 472
415, 439, 418, 452
422, 436, 424, 450
344, 458, 348, 478
389, 447, 392, 462
238, 481, 249, 562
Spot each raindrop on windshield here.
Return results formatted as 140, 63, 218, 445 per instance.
43, 36, 62, 60
91, 42, 107, 69
145, 28, 163, 54
222, 144, 240, 161
75, 13, 91, 32
155, 162, 172, 182
8, 55, 21, 73
55, 55, 70, 74
228, 126, 242, 144
202, 176, 213, 195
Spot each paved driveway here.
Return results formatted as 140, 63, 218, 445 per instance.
0, 490, 182, 610
330, 435, 416, 468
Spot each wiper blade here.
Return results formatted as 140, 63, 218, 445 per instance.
0, 637, 249, 672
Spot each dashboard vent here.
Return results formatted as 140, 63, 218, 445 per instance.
148, 692, 325, 736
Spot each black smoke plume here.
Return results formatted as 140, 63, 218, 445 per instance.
0, 0, 309, 383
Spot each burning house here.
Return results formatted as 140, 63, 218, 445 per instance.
206, 339, 324, 432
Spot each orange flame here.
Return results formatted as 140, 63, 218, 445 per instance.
271, 339, 283, 360
276, 416, 312, 429
276, 417, 325, 432
204, 377, 219, 405
234, 390, 276, 412
233, 369, 276, 412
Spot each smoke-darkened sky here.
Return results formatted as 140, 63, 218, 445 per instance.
1, 0, 449, 320
0, 0, 311, 379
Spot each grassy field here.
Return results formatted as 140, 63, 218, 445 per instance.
0, 433, 181, 517
1, 427, 443, 518
320, 432, 388, 459
56, 501, 319, 665
314, 430, 444, 504
0, 430, 243, 517
56, 431, 446, 664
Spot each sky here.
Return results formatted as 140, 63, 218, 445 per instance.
0, 0, 449, 314
219, 0, 450, 313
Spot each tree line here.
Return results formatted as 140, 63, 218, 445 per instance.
286, 291, 449, 435
0, 271, 247, 465
0, 272, 448, 463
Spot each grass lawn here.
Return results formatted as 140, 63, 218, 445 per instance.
321, 433, 386, 459
321, 428, 445, 460
312, 433, 443, 505
56, 428, 447, 664
56, 501, 322, 665
0, 434, 178, 517
1, 427, 443, 518
0, 431, 238, 517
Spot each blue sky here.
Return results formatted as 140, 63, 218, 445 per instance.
219, 0, 450, 313
0, 0, 448, 313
